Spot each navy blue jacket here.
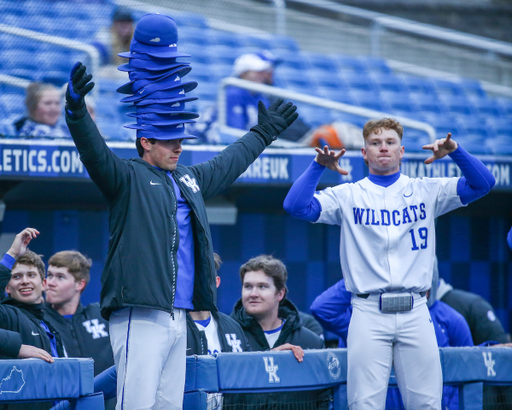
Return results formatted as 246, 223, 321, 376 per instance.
67, 111, 272, 319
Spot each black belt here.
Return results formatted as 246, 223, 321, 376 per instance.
357, 292, 427, 299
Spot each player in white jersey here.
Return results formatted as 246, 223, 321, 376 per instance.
284, 118, 495, 409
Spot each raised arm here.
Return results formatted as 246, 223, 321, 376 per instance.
423, 133, 495, 205
192, 99, 298, 200
65, 62, 129, 202
284, 146, 348, 222
1, 228, 39, 290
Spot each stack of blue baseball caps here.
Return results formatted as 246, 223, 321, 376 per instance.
117, 13, 198, 140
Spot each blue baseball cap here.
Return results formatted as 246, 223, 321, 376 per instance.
132, 101, 189, 113
136, 123, 198, 141
120, 80, 197, 103
126, 117, 196, 128
134, 94, 198, 106
127, 112, 199, 120
117, 66, 192, 94
128, 64, 190, 81
119, 39, 190, 59
134, 14, 177, 45
126, 120, 195, 131
118, 56, 189, 72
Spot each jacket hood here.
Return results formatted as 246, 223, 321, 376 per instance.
231, 297, 302, 331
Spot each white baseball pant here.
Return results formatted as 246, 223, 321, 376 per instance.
347, 293, 442, 410
110, 307, 187, 410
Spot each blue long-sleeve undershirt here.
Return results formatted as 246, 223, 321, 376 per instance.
283, 145, 495, 221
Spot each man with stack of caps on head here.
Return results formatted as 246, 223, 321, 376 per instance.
64, 12, 299, 410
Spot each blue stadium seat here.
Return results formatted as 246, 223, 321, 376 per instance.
211, 63, 234, 81
471, 98, 507, 118
274, 66, 310, 88
331, 112, 368, 127
188, 63, 216, 83
439, 96, 478, 118
209, 30, 243, 48
410, 94, 445, 115
419, 114, 463, 140
299, 106, 334, 128
173, 12, 209, 29
432, 78, 466, 96
36, 71, 68, 86
209, 45, 241, 66
183, 45, 214, 64
401, 76, 437, 97
340, 72, 377, 92
486, 135, 512, 155
381, 92, 420, 114
0, 94, 26, 116
362, 56, 393, 75
349, 90, 388, 112
240, 35, 274, 50
316, 87, 354, 104
274, 50, 310, 70
180, 27, 209, 47
0, 50, 38, 71
488, 119, 512, 137
270, 35, 300, 52
308, 68, 344, 89
332, 54, 368, 75
460, 79, 487, 98
194, 82, 218, 102
459, 120, 496, 140
371, 74, 408, 94
302, 52, 338, 72
496, 98, 512, 118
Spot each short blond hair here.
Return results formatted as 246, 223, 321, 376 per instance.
363, 118, 403, 141
48, 251, 91, 288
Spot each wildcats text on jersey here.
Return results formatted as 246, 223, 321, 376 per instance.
352, 204, 426, 226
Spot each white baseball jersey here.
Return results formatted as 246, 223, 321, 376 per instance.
314, 175, 465, 295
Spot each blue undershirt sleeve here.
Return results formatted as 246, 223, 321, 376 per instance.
449, 145, 495, 205
0, 254, 15, 270
283, 160, 324, 222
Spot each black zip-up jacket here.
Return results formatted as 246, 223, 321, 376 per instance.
186, 310, 251, 355
43, 302, 114, 375
67, 111, 273, 319
231, 298, 325, 351
0, 263, 65, 359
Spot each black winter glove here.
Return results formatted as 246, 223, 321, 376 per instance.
250, 98, 299, 145
65, 62, 95, 117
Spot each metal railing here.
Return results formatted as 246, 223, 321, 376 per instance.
218, 77, 436, 143
0, 24, 100, 98
287, 0, 512, 59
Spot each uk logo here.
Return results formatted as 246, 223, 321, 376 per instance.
225, 334, 242, 352
180, 174, 200, 193
0, 367, 25, 394
83, 319, 108, 339
263, 357, 280, 383
327, 352, 341, 380
482, 351, 496, 377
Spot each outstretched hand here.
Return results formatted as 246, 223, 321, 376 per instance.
66, 62, 95, 110
251, 98, 299, 144
271, 343, 305, 363
7, 228, 39, 259
315, 145, 349, 175
423, 133, 458, 165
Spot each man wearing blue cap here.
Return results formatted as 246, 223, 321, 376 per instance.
64, 58, 298, 409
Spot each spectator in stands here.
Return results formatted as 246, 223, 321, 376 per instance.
8, 82, 70, 138
191, 51, 310, 144
93, 6, 134, 78
43, 251, 113, 376
0, 228, 65, 362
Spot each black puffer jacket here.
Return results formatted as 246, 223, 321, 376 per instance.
67, 111, 273, 320
43, 302, 114, 375
0, 263, 65, 359
231, 298, 325, 351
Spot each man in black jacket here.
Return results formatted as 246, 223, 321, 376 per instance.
65, 58, 298, 409
43, 251, 114, 376
231, 255, 328, 409
0, 228, 65, 363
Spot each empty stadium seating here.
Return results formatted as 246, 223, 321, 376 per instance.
0, 0, 511, 152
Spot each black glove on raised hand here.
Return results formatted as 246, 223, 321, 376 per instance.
65, 62, 95, 116
250, 98, 299, 145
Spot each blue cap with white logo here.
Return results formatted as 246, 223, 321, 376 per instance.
120, 80, 197, 103
117, 66, 192, 94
